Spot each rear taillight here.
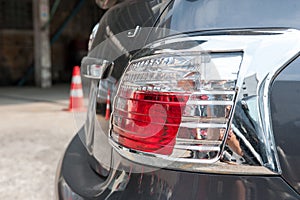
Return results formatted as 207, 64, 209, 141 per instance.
82, 29, 300, 175
114, 91, 189, 155
111, 52, 242, 162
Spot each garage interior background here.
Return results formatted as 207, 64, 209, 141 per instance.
0, 0, 104, 86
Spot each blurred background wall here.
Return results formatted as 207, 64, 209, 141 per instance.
0, 0, 104, 86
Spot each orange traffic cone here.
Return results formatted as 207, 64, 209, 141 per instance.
105, 89, 111, 120
66, 66, 85, 112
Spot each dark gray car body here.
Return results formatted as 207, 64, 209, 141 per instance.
56, 0, 300, 199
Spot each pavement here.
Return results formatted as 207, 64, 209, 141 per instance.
0, 84, 88, 199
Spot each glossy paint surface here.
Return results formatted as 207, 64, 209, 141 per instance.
271, 55, 300, 194
155, 0, 300, 38
58, 134, 300, 199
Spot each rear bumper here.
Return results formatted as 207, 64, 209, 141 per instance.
55, 134, 109, 200
56, 133, 300, 200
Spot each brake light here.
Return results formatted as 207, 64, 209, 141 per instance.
111, 51, 242, 162
114, 91, 189, 155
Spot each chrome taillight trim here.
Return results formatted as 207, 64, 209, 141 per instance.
259, 51, 300, 172
110, 139, 276, 175
109, 28, 300, 174
186, 100, 233, 105
179, 122, 227, 129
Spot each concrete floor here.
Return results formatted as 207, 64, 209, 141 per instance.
0, 84, 87, 199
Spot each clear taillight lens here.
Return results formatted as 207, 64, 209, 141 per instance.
111, 52, 242, 162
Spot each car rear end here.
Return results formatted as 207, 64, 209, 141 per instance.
56, 0, 300, 199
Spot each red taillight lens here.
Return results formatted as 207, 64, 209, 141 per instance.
113, 91, 189, 155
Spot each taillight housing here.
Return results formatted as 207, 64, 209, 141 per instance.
111, 51, 242, 163
82, 29, 300, 175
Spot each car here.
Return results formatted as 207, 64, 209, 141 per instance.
56, 0, 300, 199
